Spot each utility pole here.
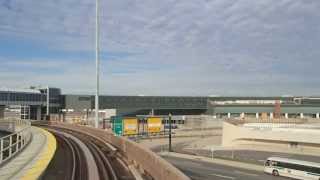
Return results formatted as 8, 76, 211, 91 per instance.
46, 86, 50, 120
95, 0, 100, 128
168, 113, 172, 152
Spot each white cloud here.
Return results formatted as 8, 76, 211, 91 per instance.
0, 0, 320, 96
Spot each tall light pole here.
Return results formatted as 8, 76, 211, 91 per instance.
168, 113, 172, 152
46, 86, 50, 117
95, 0, 100, 128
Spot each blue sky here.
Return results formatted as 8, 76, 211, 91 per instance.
1, 0, 320, 96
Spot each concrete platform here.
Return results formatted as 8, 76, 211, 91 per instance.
0, 127, 56, 180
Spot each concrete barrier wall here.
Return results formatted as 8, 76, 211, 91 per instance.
124, 139, 189, 180
227, 118, 308, 125
53, 123, 190, 180
0, 122, 15, 133
223, 121, 320, 146
0, 118, 31, 133
222, 121, 320, 155
184, 116, 223, 129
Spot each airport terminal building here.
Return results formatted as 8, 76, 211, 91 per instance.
1, 87, 320, 121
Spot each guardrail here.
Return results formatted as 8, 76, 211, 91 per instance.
0, 119, 32, 165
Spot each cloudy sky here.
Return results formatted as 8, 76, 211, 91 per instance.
0, 0, 319, 96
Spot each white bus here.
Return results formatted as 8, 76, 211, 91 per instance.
264, 157, 320, 180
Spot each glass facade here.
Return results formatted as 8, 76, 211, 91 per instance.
0, 88, 62, 110
99, 96, 208, 109
0, 91, 43, 103
2, 88, 320, 117
0, 92, 8, 101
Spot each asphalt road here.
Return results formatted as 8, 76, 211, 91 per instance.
163, 156, 288, 180
187, 149, 320, 165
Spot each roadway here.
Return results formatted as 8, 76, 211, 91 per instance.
186, 149, 320, 165
163, 156, 288, 180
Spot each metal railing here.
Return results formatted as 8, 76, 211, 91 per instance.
0, 119, 32, 165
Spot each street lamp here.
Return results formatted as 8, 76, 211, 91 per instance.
95, 0, 100, 128
168, 113, 172, 152
46, 86, 50, 117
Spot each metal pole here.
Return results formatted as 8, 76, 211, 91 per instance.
232, 146, 234, 159
0, 139, 3, 163
211, 147, 214, 159
95, 0, 100, 128
169, 113, 172, 152
9, 136, 12, 157
46, 86, 50, 116
28, 106, 30, 120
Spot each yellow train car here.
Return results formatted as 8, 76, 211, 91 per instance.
123, 117, 138, 135
147, 117, 162, 133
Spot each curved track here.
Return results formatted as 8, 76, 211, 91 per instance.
42, 126, 134, 180
42, 134, 76, 180
55, 134, 77, 180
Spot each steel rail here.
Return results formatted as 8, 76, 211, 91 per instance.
46, 128, 100, 180
43, 126, 128, 180
88, 141, 118, 180
54, 134, 77, 180
54, 128, 118, 180
69, 138, 87, 180
86, 141, 111, 180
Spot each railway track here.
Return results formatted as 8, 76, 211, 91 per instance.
42, 126, 135, 180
